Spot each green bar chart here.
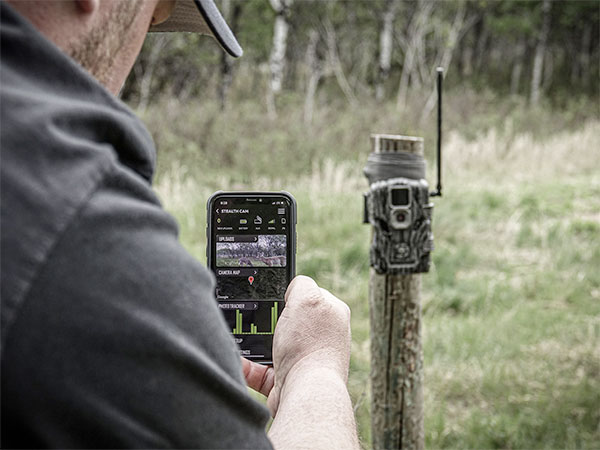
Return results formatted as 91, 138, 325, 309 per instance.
233, 301, 279, 335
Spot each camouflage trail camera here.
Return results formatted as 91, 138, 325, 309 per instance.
363, 68, 444, 275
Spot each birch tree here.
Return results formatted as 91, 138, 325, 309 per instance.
267, 0, 294, 117
218, 0, 242, 110
375, 0, 400, 102
420, 1, 469, 121
396, 0, 434, 110
530, 0, 551, 106
303, 29, 323, 125
510, 40, 526, 96
324, 18, 357, 106
135, 35, 169, 111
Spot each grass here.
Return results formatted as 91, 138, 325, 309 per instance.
422, 177, 600, 449
147, 94, 600, 449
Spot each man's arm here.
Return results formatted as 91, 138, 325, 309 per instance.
268, 356, 358, 449
1, 175, 274, 448
243, 276, 360, 449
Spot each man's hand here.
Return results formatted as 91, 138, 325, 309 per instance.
266, 275, 352, 415
241, 358, 274, 397
240, 276, 351, 402
241, 276, 358, 449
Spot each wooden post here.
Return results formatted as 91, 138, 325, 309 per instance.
368, 136, 425, 450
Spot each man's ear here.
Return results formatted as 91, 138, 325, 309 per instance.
75, 0, 99, 14
152, 0, 177, 26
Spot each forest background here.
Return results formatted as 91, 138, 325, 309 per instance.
122, 1, 599, 448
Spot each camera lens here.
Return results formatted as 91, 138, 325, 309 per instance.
391, 187, 409, 206
395, 211, 406, 222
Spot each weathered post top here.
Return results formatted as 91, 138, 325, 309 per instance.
370, 134, 424, 155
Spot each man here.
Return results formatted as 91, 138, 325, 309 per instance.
0, 0, 359, 448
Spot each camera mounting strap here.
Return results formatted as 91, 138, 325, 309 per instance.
363, 151, 426, 185
363, 148, 427, 225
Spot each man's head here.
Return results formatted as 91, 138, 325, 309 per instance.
68, 0, 179, 95
8, 0, 176, 94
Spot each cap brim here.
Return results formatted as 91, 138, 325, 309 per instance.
149, 0, 243, 58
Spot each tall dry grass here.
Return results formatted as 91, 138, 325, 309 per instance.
150, 99, 600, 448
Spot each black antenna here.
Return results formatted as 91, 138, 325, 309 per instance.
430, 67, 443, 197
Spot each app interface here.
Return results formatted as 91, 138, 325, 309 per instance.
210, 196, 292, 362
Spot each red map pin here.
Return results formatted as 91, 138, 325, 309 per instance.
248, 276, 254, 285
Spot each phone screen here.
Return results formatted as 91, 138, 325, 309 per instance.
208, 193, 295, 364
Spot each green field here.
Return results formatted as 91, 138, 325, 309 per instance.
148, 95, 599, 449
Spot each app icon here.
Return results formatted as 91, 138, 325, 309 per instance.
254, 216, 262, 225
268, 218, 275, 224
216, 218, 222, 224
240, 218, 248, 225
248, 276, 254, 285
278, 208, 285, 215
281, 218, 287, 224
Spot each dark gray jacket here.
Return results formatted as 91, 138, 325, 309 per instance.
0, 3, 271, 448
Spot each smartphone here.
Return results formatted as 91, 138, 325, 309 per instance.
206, 191, 296, 365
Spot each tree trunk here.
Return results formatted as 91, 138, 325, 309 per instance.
420, 2, 466, 122
580, 24, 592, 87
542, 48, 553, 91
397, 46, 415, 109
397, 0, 433, 110
303, 29, 323, 125
218, 0, 241, 110
459, 43, 473, 77
268, 0, 292, 93
269, 9, 289, 94
137, 35, 168, 111
376, 0, 400, 102
530, 0, 551, 106
324, 19, 357, 106
510, 40, 525, 96
474, 18, 488, 71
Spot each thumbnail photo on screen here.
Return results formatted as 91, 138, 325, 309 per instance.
217, 235, 287, 268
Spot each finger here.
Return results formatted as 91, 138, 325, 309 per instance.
241, 357, 275, 397
285, 275, 321, 305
